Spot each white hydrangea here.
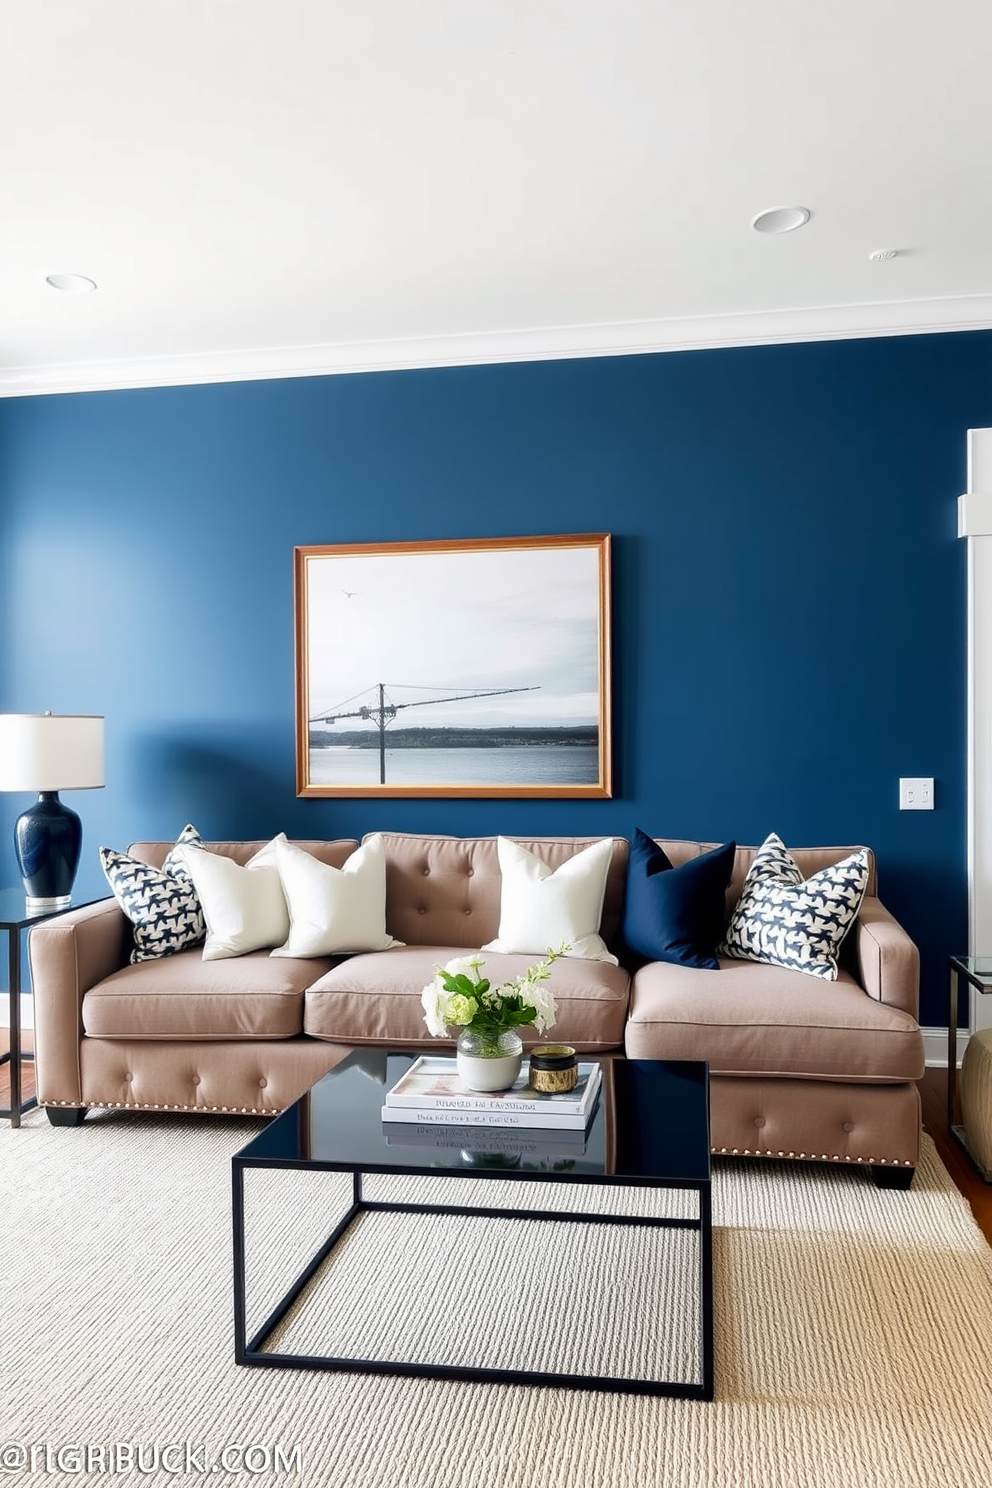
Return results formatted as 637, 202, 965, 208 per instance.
527, 979, 558, 1035
442, 954, 486, 981
420, 944, 568, 1039
420, 978, 449, 1038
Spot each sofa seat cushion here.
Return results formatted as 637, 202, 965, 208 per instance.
81, 949, 339, 1040
304, 946, 630, 1050
625, 957, 924, 1082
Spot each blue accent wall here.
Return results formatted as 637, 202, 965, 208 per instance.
1, 329, 989, 1023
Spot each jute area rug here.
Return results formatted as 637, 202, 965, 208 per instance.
3, 1111, 992, 1488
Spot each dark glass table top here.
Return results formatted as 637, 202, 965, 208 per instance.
950, 955, 992, 990
236, 1052, 711, 1186
0, 877, 109, 931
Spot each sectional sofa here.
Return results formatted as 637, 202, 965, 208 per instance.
28, 831, 925, 1185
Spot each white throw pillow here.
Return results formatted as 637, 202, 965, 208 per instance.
270, 834, 403, 957
176, 836, 290, 961
482, 837, 618, 964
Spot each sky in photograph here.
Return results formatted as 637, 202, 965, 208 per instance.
304, 544, 602, 729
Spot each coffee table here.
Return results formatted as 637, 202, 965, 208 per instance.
232, 1053, 713, 1399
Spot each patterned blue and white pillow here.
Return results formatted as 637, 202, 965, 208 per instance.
719, 833, 868, 981
100, 823, 206, 963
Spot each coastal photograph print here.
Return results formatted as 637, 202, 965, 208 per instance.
294, 533, 612, 797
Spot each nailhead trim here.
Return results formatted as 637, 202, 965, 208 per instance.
711, 1145, 911, 1166
45, 1099, 280, 1116
38, 1100, 912, 1160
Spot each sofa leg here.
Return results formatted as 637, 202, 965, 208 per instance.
45, 1107, 87, 1128
869, 1165, 915, 1190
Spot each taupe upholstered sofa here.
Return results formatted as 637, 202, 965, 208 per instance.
28, 832, 924, 1185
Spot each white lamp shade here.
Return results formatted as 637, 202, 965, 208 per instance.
0, 714, 105, 791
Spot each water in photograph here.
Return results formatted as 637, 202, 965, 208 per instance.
308, 744, 600, 787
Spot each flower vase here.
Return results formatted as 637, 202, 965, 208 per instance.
456, 1028, 524, 1092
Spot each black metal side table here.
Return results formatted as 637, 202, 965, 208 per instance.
947, 954, 992, 1178
1, 885, 106, 1128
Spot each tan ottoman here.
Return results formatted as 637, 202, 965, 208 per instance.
959, 1026, 992, 1176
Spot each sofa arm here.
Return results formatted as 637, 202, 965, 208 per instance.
851, 896, 920, 1019
28, 898, 131, 1105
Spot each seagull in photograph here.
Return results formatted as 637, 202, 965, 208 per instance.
341, 589, 358, 598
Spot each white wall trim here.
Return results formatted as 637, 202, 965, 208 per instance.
923, 1025, 967, 1068
958, 492, 992, 538
4, 291, 992, 399
1, 997, 33, 1031
961, 430, 992, 1036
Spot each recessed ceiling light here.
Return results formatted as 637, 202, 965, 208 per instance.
750, 206, 811, 235
45, 273, 97, 293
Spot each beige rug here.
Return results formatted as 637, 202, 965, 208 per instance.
3, 1111, 992, 1488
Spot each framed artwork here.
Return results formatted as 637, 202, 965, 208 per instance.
294, 533, 612, 798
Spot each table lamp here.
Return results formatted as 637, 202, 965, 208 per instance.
0, 712, 105, 908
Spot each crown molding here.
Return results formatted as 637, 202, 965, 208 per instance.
4, 292, 992, 398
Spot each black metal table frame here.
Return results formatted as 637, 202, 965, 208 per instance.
2, 918, 37, 1127
233, 1156, 714, 1400
2, 887, 108, 1127
947, 955, 992, 1182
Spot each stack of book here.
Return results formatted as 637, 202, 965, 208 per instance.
380, 1056, 602, 1130
383, 1123, 589, 1160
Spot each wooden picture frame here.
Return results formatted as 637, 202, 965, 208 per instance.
294, 533, 612, 798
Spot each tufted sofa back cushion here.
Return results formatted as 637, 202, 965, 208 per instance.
369, 833, 630, 951
651, 839, 877, 909
127, 839, 359, 870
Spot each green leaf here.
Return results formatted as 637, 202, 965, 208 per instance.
438, 971, 476, 995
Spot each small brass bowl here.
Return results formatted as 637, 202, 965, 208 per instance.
529, 1044, 578, 1093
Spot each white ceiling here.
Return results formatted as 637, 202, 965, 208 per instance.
3, 0, 992, 397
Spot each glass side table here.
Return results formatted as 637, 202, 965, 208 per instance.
947, 955, 992, 1178
1, 883, 107, 1128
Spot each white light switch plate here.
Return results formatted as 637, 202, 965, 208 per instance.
899, 777, 934, 810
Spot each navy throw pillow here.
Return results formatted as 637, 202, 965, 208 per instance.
623, 829, 737, 969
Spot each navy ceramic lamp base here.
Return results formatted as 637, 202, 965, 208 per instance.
14, 791, 82, 908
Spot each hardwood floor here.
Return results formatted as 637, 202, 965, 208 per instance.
2, 1039, 990, 1241
0, 1028, 36, 1114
